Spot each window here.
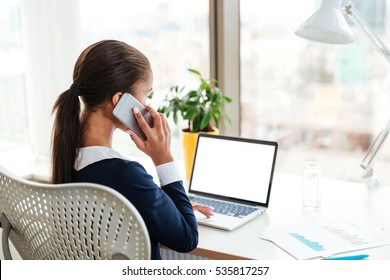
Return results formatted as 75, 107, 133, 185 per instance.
0, 0, 209, 163
79, 0, 210, 158
0, 0, 27, 151
240, 0, 390, 184
7, 0, 389, 186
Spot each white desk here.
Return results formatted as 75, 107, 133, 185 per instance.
189, 173, 390, 260
1, 158, 389, 260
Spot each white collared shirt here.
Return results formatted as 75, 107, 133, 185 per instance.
74, 146, 182, 186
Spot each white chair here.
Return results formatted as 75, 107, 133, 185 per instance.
0, 165, 150, 260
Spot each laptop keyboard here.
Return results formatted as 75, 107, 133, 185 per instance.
190, 196, 258, 218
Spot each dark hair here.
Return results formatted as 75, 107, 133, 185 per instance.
51, 40, 151, 183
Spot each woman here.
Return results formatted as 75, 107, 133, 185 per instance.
51, 40, 212, 259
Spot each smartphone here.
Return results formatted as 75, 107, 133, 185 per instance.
113, 93, 153, 140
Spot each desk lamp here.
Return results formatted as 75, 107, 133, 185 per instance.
295, 0, 390, 188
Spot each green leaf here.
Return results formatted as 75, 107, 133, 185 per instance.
189, 90, 198, 97
224, 96, 233, 103
200, 111, 211, 130
187, 68, 201, 77
184, 105, 197, 120
147, 90, 154, 99
192, 111, 203, 132
173, 111, 179, 124
200, 79, 207, 91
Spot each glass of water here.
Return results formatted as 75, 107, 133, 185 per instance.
302, 161, 322, 210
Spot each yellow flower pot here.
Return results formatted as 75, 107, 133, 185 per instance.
180, 129, 219, 180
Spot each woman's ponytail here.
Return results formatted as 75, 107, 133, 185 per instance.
51, 87, 81, 183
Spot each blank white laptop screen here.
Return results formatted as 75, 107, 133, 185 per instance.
189, 135, 277, 205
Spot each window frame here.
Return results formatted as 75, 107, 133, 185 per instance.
209, 0, 240, 137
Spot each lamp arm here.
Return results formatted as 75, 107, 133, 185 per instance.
343, 2, 390, 174
343, 2, 390, 64
360, 120, 390, 176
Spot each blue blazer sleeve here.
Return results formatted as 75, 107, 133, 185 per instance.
114, 161, 198, 253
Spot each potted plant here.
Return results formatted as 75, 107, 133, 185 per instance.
158, 68, 232, 179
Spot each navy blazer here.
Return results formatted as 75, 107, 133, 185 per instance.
74, 158, 198, 259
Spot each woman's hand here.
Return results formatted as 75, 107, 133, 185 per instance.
191, 202, 214, 218
129, 106, 174, 166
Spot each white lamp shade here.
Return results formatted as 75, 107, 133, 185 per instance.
295, 0, 354, 44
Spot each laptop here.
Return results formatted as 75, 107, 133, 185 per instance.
188, 134, 278, 231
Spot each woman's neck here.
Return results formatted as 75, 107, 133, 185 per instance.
81, 109, 115, 148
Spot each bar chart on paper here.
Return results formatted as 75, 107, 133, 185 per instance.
289, 233, 325, 252
322, 225, 369, 247
260, 217, 390, 259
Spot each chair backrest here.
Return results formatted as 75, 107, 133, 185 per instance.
0, 165, 150, 260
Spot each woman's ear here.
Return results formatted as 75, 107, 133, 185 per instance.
112, 92, 122, 106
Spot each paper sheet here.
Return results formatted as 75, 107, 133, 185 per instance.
260, 215, 390, 259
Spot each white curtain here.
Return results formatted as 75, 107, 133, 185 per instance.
20, 0, 81, 162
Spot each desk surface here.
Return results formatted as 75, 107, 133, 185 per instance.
2, 157, 389, 260
190, 173, 390, 260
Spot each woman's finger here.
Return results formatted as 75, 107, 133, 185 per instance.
128, 130, 145, 150
192, 202, 214, 218
160, 113, 170, 136
145, 106, 162, 130
133, 107, 153, 136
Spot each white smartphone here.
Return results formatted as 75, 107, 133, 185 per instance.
113, 93, 153, 140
